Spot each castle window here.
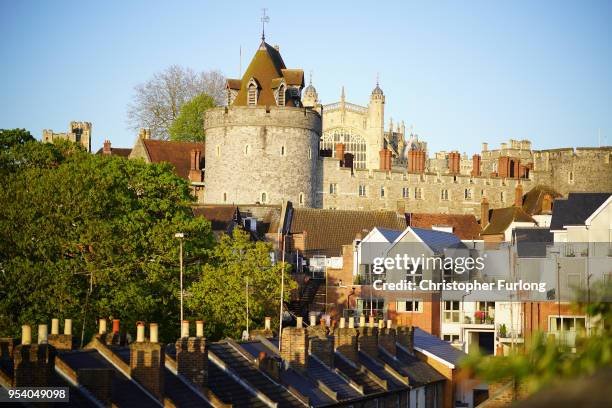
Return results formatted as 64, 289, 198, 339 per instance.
308, 147, 312, 159
440, 189, 449, 201
380, 186, 385, 198
216, 145, 220, 157
244, 145, 250, 156
277, 84, 286, 106
464, 188, 472, 200
359, 185, 366, 197
247, 79, 258, 106
568, 171, 574, 184
299, 192, 304, 206
281, 146, 285, 156
329, 183, 337, 194
261, 192, 267, 203
402, 187, 409, 198
500, 192, 505, 203
223, 192, 227, 203
414, 187, 423, 200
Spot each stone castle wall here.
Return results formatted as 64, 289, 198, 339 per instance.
322, 158, 533, 214
203, 106, 322, 206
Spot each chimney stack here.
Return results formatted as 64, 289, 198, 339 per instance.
309, 315, 316, 327
103, 140, 112, 155
481, 197, 490, 229
181, 320, 190, 338
378, 320, 397, 355
176, 321, 208, 390
471, 154, 481, 177
48, 319, 73, 350
334, 317, 359, 363
358, 316, 379, 357
130, 322, 165, 400
281, 324, 308, 371
397, 326, 415, 354
189, 150, 203, 183
14, 324, 56, 387
515, 183, 523, 207
38, 325, 48, 344
112, 319, 120, 334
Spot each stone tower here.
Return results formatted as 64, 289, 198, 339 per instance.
366, 82, 385, 169
301, 74, 319, 108
42, 121, 92, 152
204, 40, 322, 207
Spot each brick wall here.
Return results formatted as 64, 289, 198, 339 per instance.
129, 342, 165, 401
77, 368, 113, 405
334, 327, 359, 363
13, 344, 56, 387
280, 327, 308, 371
176, 337, 207, 389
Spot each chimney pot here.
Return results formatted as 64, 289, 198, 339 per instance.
258, 351, 267, 361
264, 316, 271, 330
99, 319, 107, 335
196, 320, 204, 337
136, 322, 145, 343
387, 320, 393, 329
51, 319, 59, 335
368, 316, 375, 328
378, 320, 385, 329
359, 315, 366, 327
296, 317, 303, 328
38, 324, 48, 344
181, 320, 190, 338
22, 325, 32, 345
339, 317, 346, 329
348, 317, 355, 329
112, 319, 120, 334
64, 319, 72, 335
150, 323, 159, 343
309, 315, 316, 326
320, 318, 326, 327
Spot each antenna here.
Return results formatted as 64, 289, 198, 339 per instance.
261, 8, 270, 41
239, 45, 242, 78
376, 72, 380, 86
309, 69, 313, 86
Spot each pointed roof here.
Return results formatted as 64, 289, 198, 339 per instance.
481, 206, 536, 236
232, 41, 303, 107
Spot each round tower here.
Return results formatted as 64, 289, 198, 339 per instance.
203, 41, 322, 207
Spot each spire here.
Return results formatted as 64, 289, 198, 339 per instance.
309, 70, 313, 86
260, 8, 270, 42
341, 86, 345, 102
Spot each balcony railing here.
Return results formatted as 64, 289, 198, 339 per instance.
548, 330, 578, 348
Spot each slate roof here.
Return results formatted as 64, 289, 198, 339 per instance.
376, 227, 404, 243
410, 227, 467, 255
287, 208, 407, 257
407, 213, 482, 240
232, 41, 302, 107
381, 348, 446, 387
521, 185, 562, 215
413, 327, 466, 367
549, 193, 612, 231
481, 206, 535, 236
95, 147, 133, 158
141, 139, 204, 180
513, 228, 553, 258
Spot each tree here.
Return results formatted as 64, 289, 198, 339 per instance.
187, 228, 295, 340
168, 93, 216, 142
0, 136, 214, 343
127, 66, 225, 139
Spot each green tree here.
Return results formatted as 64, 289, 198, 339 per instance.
168, 93, 216, 142
187, 228, 295, 340
0, 137, 214, 343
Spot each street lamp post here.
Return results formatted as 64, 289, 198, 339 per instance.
175, 233, 185, 325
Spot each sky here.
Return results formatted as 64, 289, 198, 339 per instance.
1, 0, 611, 154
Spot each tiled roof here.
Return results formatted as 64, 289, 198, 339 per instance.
407, 213, 481, 240
381, 348, 446, 387
192, 205, 240, 232
549, 192, 612, 230
521, 185, 562, 215
226, 78, 241, 90
142, 139, 204, 180
481, 206, 535, 236
95, 147, 133, 158
288, 208, 407, 257
410, 227, 467, 255
232, 42, 302, 107
413, 327, 466, 366
513, 228, 553, 258
281, 69, 305, 86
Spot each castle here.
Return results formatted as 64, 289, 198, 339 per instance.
42, 121, 92, 153
201, 39, 612, 217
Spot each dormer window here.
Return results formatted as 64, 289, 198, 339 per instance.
277, 84, 286, 106
247, 78, 258, 106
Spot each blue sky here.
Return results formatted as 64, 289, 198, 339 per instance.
1, 0, 611, 154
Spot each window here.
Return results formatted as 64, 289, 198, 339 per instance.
329, 183, 337, 194
247, 79, 258, 105
548, 316, 586, 346
244, 145, 250, 156
216, 145, 220, 157
414, 187, 423, 200
568, 171, 574, 184
380, 186, 385, 198
320, 129, 367, 169
442, 334, 460, 343
443, 301, 460, 323
464, 188, 472, 200
277, 84, 285, 106
299, 192, 304, 206
223, 192, 227, 203
356, 298, 385, 314
358, 185, 366, 197
405, 263, 423, 284
396, 299, 423, 313
261, 192, 267, 203
402, 187, 409, 198
308, 147, 312, 159
500, 191, 505, 203
280, 146, 285, 156
440, 189, 449, 201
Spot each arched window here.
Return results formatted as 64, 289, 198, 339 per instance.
568, 171, 574, 184
299, 192, 304, 206
277, 84, 286, 106
321, 129, 367, 169
261, 192, 267, 203
247, 78, 258, 106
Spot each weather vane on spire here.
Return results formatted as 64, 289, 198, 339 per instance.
261, 8, 270, 41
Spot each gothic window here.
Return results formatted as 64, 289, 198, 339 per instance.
359, 185, 366, 197
414, 187, 423, 200
568, 171, 574, 184
223, 192, 227, 203
277, 84, 286, 106
247, 79, 258, 106
500, 191, 505, 203
321, 129, 367, 169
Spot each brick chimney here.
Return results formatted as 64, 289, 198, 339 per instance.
379, 149, 392, 171
397, 326, 414, 354
335, 143, 345, 161
498, 156, 510, 178
471, 154, 481, 176
358, 315, 378, 357
307, 319, 333, 367
103, 140, 112, 155
515, 183, 523, 207
481, 197, 490, 229
13, 325, 57, 387
129, 322, 164, 401
334, 317, 359, 363
189, 149, 203, 183
448, 151, 461, 174
176, 321, 208, 390
542, 193, 553, 214
280, 323, 308, 371
378, 320, 396, 355
47, 318, 73, 350
139, 128, 151, 140
410, 150, 426, 173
